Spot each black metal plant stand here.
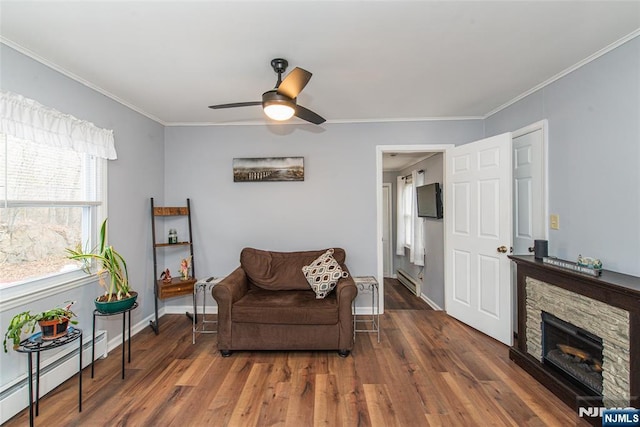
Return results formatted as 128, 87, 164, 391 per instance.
91, 302, 138, 380
16, 327, 83, 427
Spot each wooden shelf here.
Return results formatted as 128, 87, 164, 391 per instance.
150, 197, 196, 335
153, 207, 189, 216
154, 242, 191, 248
156, 277, 197, 300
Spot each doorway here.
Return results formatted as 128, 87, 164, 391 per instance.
376, 144, 454, 314
375, 122, 547, 334
512, 120, 548, 255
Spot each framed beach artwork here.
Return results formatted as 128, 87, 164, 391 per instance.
233, 157, 304, 182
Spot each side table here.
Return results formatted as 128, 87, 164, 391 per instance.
91, 302, 138, 380
16, 327, 83, 427
191, 277, 222, 344
353, 276, 380, 342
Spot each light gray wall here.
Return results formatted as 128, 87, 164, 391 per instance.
2, 30, 637, 395
163, 122, 482, 307
486, 36, 640, 277
422, 153, 445, 307
0, 44, 165, 388
392, 153, 445, 308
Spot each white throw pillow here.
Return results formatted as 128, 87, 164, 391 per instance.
302, 248, 349, 299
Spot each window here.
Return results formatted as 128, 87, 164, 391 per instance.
396, 170, 425, 266
396, 174, 413, 255
401, 176, 414, 247
0, 91, 115, 293
0, 133, 106, 288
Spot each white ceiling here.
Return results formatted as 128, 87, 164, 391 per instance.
1, 1, 639, 126
383, 152, 435, 172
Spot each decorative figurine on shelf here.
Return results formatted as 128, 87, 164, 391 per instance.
577, 254, 603, 270
180, 256, 191, 281
159, 268, 172, 283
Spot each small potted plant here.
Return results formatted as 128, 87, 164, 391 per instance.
3, 301, 78, 352
66, 218, 137, 313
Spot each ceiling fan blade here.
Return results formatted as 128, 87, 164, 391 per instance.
277, 67, 312, 99
208, 101, 261, 109
295, 105, 326, 125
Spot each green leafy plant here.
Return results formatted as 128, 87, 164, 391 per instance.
66, 218, 131, 302
3, 301, 78, 352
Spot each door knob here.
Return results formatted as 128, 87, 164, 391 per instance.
528, 247, 535, 253
497, 245, 508, 253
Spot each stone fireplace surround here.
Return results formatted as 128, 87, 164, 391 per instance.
509, 256, 639, 415
526, 277, 629, 406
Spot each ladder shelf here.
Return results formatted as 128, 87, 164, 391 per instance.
149, 197, 195, 334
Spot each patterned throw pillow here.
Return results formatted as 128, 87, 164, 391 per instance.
302, 248, 349, 299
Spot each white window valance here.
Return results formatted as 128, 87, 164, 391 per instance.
0, 91, 117, 159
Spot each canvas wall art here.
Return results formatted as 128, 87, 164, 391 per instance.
233, 157, 304, 182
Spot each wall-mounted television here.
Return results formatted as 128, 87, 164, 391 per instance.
416, 183, 443, 219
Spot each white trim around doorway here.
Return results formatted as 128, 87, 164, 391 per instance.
376, 144, 455, 313
512, 119, 549, 240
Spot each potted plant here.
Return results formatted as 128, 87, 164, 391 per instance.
3, 301, 78, 352
66, 218, 137, 313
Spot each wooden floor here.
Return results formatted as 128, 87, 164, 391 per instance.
384, 278, 433, 310
5, 280, 589, 426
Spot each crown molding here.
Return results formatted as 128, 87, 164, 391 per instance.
1, 38, 167, 126
164, 116, 484, 127
4, 27, 639, 127
484, 29, 640, 119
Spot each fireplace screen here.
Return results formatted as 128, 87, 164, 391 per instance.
541, 312, 603, 396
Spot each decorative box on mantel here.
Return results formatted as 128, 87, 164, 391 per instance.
508, 255, 639, 423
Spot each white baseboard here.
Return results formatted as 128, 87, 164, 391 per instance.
0, 330, 107, 424
420, 294, 443, 311
0, 306, 205, 424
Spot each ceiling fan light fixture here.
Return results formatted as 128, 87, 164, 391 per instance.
208, 60, 324, 125
264, 103, 295, 121
262, 90, 296, 121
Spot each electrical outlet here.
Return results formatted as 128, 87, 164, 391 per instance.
550, 214, 560, 230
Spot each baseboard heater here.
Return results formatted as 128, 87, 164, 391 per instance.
396, 269, 421, 296
0, 330, 107, 424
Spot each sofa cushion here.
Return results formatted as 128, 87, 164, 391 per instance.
302, 248, 349, 299
232, 288, 339, 325
240, 247, 346, 291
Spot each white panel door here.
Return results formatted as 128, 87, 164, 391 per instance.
513, 128, 545, 255
445, 133, 513, 345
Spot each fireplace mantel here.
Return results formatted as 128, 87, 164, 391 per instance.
509, 255, 639, 417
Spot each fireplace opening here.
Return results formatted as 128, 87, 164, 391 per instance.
541, 312, 603, 396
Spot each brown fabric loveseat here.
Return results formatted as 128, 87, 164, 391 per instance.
212, 247, 358, 357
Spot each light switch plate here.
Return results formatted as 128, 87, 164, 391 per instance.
550, 214, 560, 230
